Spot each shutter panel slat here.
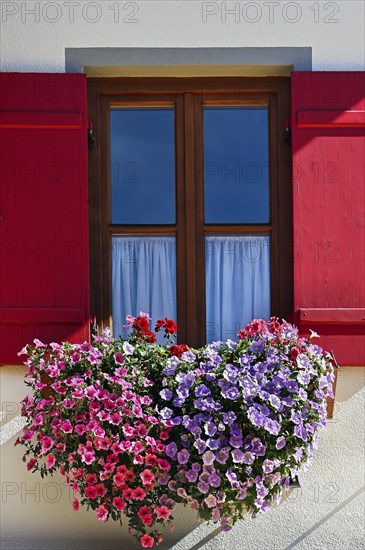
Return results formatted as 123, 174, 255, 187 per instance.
0, 112, 83, 129
0, 73, 90, 365
291, 72, 365, 366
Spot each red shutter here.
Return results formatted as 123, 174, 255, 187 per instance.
291, 72, 365, 366
0, 73, 90, 365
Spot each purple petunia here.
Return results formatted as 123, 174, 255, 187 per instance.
294, 424, 308, 441
195, 384, 211, 397
202, 450, 216, 465
207, 438, 220, 450
165, 442, 177, 458
122, 342, 134, 355
204, 422, 217, 437
263, 459, 276, 474
197, 481, 209, 494
159, 407, 174, 420
264, 418, 281, 436
208, 472, 221, 487
185, 469, 199, 482
286, 380, 299, 393
222, 411, 237, 425
194, 439, 207, 454
276, 436, 286, 450
229, 435, 243, 448
177, 449, 190, 464
222, 386, 240, 400
181, 350, 196, 363
215, 449, 229, 464
226, 469, 237, 483
159, 388, 172, 401
231, 449, 244, 463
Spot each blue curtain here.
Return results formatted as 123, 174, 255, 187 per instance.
112, 235, 176, 342
205, 235, 270, 343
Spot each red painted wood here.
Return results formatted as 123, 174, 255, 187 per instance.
0, 73, 90, 365
0, 308, 85, 324
297, 110, 365, 128
292, 72, 365, 366
0, 112, 82, 129
299, 308, 365, 324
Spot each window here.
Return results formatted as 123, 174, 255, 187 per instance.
88, 77, 292, 347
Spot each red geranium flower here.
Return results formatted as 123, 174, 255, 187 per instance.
133, 316, 150, 333
155, 317, 178, 334
169, 344, 188, 359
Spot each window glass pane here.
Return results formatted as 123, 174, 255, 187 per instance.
112, 235, 176, 344
110, 108, 175, 224
205, 235, 270, 343
204, 107, 269, 224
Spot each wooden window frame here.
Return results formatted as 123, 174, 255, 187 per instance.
88, 77, 292, 347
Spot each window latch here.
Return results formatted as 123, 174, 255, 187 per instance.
284, 118, 291, 145
88, 120, 95, 150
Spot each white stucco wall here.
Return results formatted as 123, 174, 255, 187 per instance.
1, 365, 364, 549
0, 1, 364, 72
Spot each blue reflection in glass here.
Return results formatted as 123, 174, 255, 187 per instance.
204, 107, 269, 224
110, 108, 175, 224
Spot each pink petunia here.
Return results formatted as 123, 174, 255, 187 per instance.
95, 483, 107, 497
141, 515, 153, 526
33, 338, 45, 348
122, 423, 135, 437
85, 485, 98, 499
157, 459, 171, 472
140, 469, 155, 486
91, 425, 105, 438
81, 451, 95, 465
21, 431, 34, 442
74, 424, 86, 436
138, 506, 152, 519
115, 367, 127, 378
145, 454, 158, 467
85, 473, 97, 485
122, 488, 134, 501
140, 534, 154, 548
41, 436, 54, 453
132, 487, 146, 501
45, 453, 56, 469
190, 499, 199, 510
72, 498, 81, 511
95, 505, 108, 521
114, 352, 125, 365
204, 494, 217, 508
137, 424, 148, 438
109, 412, 122, 426
103, 462, 115, 474
112, 472, 125, 487
60, 420, 73, 433
155, 505, 170, 520
112, 497, 125, 511
27, 458, 37, 471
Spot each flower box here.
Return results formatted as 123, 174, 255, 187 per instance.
17, 314, 335, 548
